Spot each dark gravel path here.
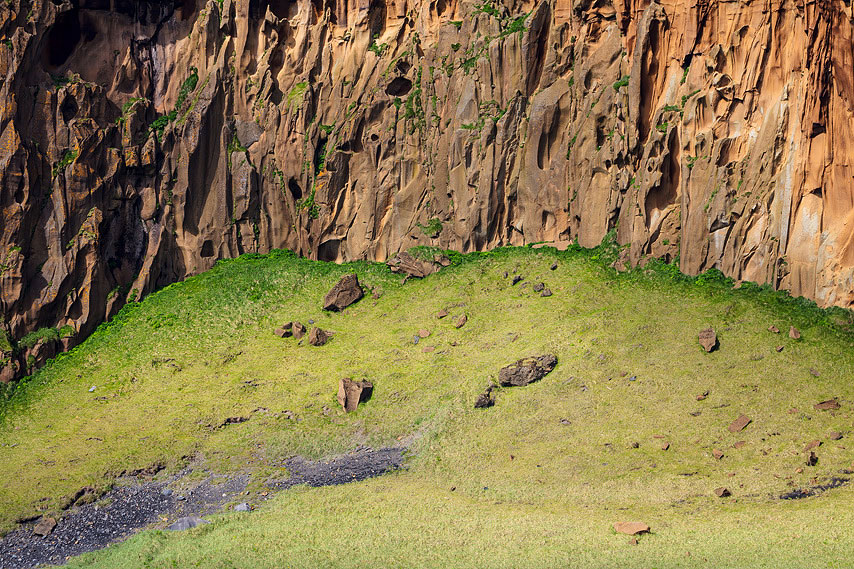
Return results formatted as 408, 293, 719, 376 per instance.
1, 481, 172, 569
0, 447, 404, 569
274, 447, 405, 489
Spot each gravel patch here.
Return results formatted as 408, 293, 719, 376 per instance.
0, 447, 403, 568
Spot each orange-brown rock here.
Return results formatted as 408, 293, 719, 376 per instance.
3, 0, 854, 381
337, 377, 373, 412
613, 521, 649, 535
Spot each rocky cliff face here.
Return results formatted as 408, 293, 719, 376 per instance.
1, 0, 852, 380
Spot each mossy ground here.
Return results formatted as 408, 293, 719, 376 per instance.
2, 246, 854, 567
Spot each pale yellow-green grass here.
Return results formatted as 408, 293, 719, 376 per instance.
2, 246, 854, 567
63, 473, 854, 569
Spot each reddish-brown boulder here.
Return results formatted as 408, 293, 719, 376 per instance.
498, 355, 558, 387
323, 274, 364, 311
308, 328, 331, 346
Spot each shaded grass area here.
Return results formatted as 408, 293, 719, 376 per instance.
2, 244, 854, 566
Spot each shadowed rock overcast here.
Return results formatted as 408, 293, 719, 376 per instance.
2, 0, 854, 380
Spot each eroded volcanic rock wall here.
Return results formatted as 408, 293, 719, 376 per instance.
1, 0, 853, 379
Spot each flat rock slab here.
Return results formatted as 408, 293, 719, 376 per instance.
728, 414, 752, 432
387, 252, 440, 278
499, 354, 558, 387
166, 516, 210, 531
613, 522, 649, 535
789, 326, 801, 339
323, 274, 364, 311
699, 327, 717, 352
337, 378, 373, 412
532, 241, 572, 251
814, 399, 841, 411
32, 518, 56, 537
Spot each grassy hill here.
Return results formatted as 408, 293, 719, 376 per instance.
2, 244, 854, 568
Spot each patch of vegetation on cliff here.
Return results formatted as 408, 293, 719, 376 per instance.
148, 67, 200, 141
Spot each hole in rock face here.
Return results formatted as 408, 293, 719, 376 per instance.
287, 178, 302, 200
44, 9, 81, 69
318, 239, 341, 261
60, 95, 79, 123
370, 133, 379, 142
267, 0, 297, 19
385, 77, 413, 96
367, 0, 386, 37
200, 240, 215, 258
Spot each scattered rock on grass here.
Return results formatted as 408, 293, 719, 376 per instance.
533, 283, 545, 292
613, 522, 649, 535
437, 309, 449, 319
498, 355, 558, 387
454, 315, 467, 329
337, 378, 373, 412
728, 414, 752, 433
712, 449, 725, 460
829, 431, 843, 441
32, 517, 56, 537
814, 399, 841, 411
541, 288, 553, 297
292, 322, 306, 339
807, 451, 818, 466
550, 262, 558, 270
308, 327, 331, 346
789, 326, 801, 339
769, 325, 780, 333
776, 345, 784, 352
809, 368, 820, 377
804, 440, 821, 452
699, 328, 718, 352
474, 387, 495, 409
696, 391, 709, 401
418, 329, 431, 338
274, 322, 292, 338
167, 516, 209, 531
323, 274, 364, 311
219, 416, 249, 428
714, 487, 731, 497
233, 503, 252, 512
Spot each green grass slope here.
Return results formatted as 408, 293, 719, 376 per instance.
2, 245, 854, 568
